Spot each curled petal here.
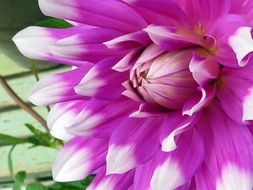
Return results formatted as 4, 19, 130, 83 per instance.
160, 112, 199, 152
183, 85, 216, 116
228, 27, 253, 67
130, 103, 168, 118
189, 55, 220, 86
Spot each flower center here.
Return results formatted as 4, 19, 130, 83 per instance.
194, 23, 205, 36
129, 51, 198, 109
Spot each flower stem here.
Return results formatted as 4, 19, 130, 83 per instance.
0, 75, 49, 133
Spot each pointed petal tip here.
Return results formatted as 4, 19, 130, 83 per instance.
12, 26, 52, 60
106, 145, 136, 175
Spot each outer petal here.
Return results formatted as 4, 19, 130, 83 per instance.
12, 26, 124, 65
65, 98, 137, 136
195, 102, 253, 190
87, 167, 134, 190
123, 0, 189, 27
75, 58, 128, 100
133, 130, 204, 190
12, 26, 91, 66
39, 0, 147, 33
53, 137, 108, 182
106, 117, 166, 174
47, 100, 87, 140
29, 66, 93, 106
49, 29, 127, 63
175, 0, 230, 29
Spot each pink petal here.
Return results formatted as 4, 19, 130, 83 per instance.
65, 98, 137, 136
135, 43, 165, 66
228, 27, 253, 67
50, 32, 126, 63
112, 48, 141, 72
183, 85, 216, 116
175, 0, 230, 29
123, 0, 189, 27
75, 58, 128, 100
87, 167, 134, 190
189, 55, 220, 86
104, 31, 150, 50
160, 112, 199, 152
130, 103, 168, 118
144, 25, 200, 51
195, 102, 253, 189
38, 0, 147, 33
28, 66, 92, 106
47, 100, 87, 140
12, 26, 90, 66
133, 130, 204, 190
217, 69, 253, 123
106, 117, 166, 174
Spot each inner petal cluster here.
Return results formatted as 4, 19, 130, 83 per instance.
129, 51, 198, 109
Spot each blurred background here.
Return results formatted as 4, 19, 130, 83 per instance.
0, 1, 91, 189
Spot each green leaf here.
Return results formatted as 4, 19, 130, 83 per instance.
25, 124, 63, 149
0, 133, 26, 145
26, 183, 48, 190
48, 183, 62, 190
15, 171, 26, 183
25, 124, 44, 136
13, 171, 26, 190
35, 18, 72, 28
49, 176, 94, 190
80, 176, 94, 188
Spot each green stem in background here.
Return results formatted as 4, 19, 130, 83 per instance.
29, 60, 39, 82
8, 145, 16, 179
29, 60, 51, 112
0, 75, 49, 133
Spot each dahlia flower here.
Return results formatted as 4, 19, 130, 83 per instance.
13, 0, 253, 189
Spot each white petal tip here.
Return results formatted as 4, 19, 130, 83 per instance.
12, 26, 52, 60
106, 145, 136, 174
